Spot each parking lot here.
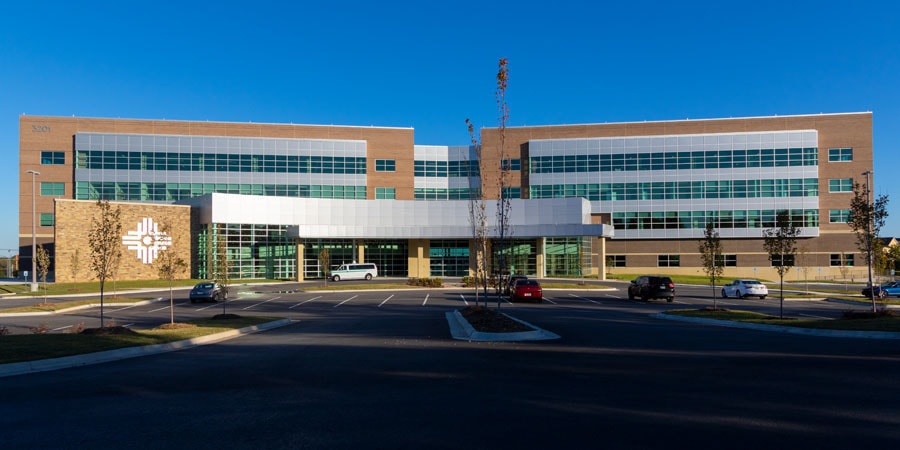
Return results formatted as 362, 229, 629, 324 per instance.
2, 280, 899, 449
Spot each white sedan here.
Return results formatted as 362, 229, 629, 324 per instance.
721, 279, 768, 299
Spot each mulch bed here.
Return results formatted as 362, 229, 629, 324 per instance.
459, 305, 534, 333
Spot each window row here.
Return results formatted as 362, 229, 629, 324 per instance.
75, 182, 367, 202
612, 209, 819, 230
413, 188, 480, 200
76, 151, 367, 174
530, 148, 818, 173
414, 160, 480, 177
610, 253, 854, 268
531, 178, 819, 201
40, 182, 65, 196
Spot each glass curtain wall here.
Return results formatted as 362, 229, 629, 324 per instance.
195, 223, 295, 280
492, 239, 536, 276
429, 240, 470, 276
364, 240, 409, 277
545, 237, 586, 276
303, 239, 356, 279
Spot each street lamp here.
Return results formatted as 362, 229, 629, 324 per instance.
863, 170, 874, 306
26, 169, 40, 292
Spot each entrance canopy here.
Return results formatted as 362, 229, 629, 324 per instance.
182, 193, 614, 240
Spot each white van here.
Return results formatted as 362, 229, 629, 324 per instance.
330, 263, 378, 282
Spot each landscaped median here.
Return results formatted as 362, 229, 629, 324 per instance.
658, 308, 900, 339
0, 316, 291, 377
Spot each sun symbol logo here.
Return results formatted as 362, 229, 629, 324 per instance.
121, 218, 173, 264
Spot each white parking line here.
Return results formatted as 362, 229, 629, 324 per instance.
800, 313, 834, 320
289, 296, 321, 309
52, 325, 72, 332
243, 296, 281, 310
569, 293, 602, 304
378, 295, 394, 307
148, 305, 171, 313
459, 294, 469, 306
542, 297, 557, 305
422, 294, 429, 306
334, 295, 358, 308
196, 303, 222, 311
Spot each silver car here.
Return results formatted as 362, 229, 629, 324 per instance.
721, 279, 768, 299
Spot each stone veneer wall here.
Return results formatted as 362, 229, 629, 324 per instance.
54, 199, 192, 283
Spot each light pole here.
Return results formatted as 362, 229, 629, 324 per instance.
863, 170, 874, 306
26, 169, 40, 292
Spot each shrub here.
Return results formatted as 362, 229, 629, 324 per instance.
407, 277, 443, 287
29, 322, 50, 334
0, 325, 8, 336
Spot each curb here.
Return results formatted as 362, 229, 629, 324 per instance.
445, 310, 560, 342
0, 318, 295, 378
654, 313, 900, 340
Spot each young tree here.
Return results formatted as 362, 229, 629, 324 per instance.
698, 222, 724, 310
465, 120, 489, 307
493, 57, 511, 310
763, 210, 801, 319
848, 179, 889, 312
69, 248, 81, 285
318, 248, 331, 283
155, 221, 187, 325
214, 227, 232, 316
88, 200, 122, 328
35, 244, 51, 303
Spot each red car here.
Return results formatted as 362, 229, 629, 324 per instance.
511, 279, 543, 303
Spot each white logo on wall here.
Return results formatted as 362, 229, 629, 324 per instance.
122, 218, 172, 264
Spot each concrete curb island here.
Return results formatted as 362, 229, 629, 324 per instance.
0, 318, 295, 379
445, 310, 560, 342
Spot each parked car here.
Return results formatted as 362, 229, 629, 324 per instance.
511, 279, 543, 303
190, 282, 225, 303
861, 281, 900, 299
721, 279, 768, 299
504, 274, 528, 295
628, 276, 675, 302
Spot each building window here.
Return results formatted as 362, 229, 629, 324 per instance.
375, 187, 395, 199
40, 182, 64, 196
375, 159, 396, 172
829, 209, 851, 223
828, 148, 853, 162
502, 187, 521, 199
41, 151, 65, 165
39, 213, 55, 226
771, 255, 796, 266
828, 178, 853, 193
722, 254, 737, 267
502, 158, 521, 171
830, 254, 855, 266
658, 254, 680, 267
608, 255, 626, 267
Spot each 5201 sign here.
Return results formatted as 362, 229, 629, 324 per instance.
32, 125, 51, 133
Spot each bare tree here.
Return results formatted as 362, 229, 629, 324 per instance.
35, 244, 50, 303
155, 221, 187, 325
465, 121, 489, 307
698, 222, 724, 310
493, 57, 511, 310
88, 200, 122, 328
318, 248, 331, 283
763, 210, 801, 319
848, 180, 889, 312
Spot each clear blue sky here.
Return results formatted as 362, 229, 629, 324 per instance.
2, 0, 899, 253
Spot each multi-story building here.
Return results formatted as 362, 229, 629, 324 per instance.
18, 112, 871, 282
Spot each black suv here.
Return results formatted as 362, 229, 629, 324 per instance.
628, 276, 675, 302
